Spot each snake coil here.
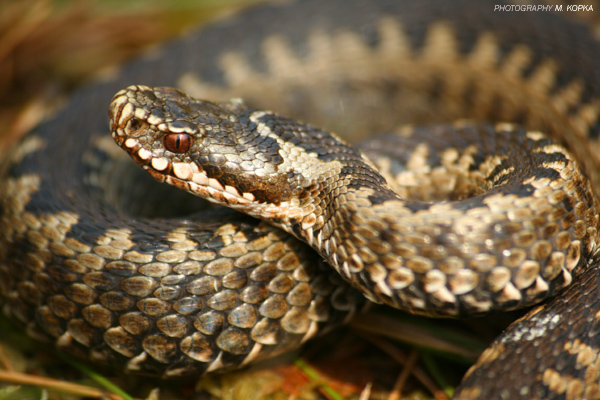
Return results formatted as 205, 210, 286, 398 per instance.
2, 1, 600, 399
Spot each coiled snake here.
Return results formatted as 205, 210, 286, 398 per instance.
2, 1, 600, 399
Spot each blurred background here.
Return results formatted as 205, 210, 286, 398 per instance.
0, 0, 266, 149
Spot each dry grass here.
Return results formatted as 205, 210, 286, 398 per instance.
0, 0, 263, 147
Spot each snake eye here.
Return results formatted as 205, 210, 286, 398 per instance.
164, 133, 192, 153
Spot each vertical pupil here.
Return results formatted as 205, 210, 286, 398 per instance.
165, 133, 191, 153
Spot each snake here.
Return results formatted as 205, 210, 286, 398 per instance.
2, 0, 600, 398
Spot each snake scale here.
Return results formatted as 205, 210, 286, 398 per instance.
2, 0, 600, 398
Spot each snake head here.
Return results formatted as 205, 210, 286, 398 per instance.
109, 85, 284, 208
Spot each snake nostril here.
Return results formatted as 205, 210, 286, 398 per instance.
130, 118, 141, 130
164, 133, 192, 153
127, 118, 148, 137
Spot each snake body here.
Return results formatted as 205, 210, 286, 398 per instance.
2, 0, 600, 398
